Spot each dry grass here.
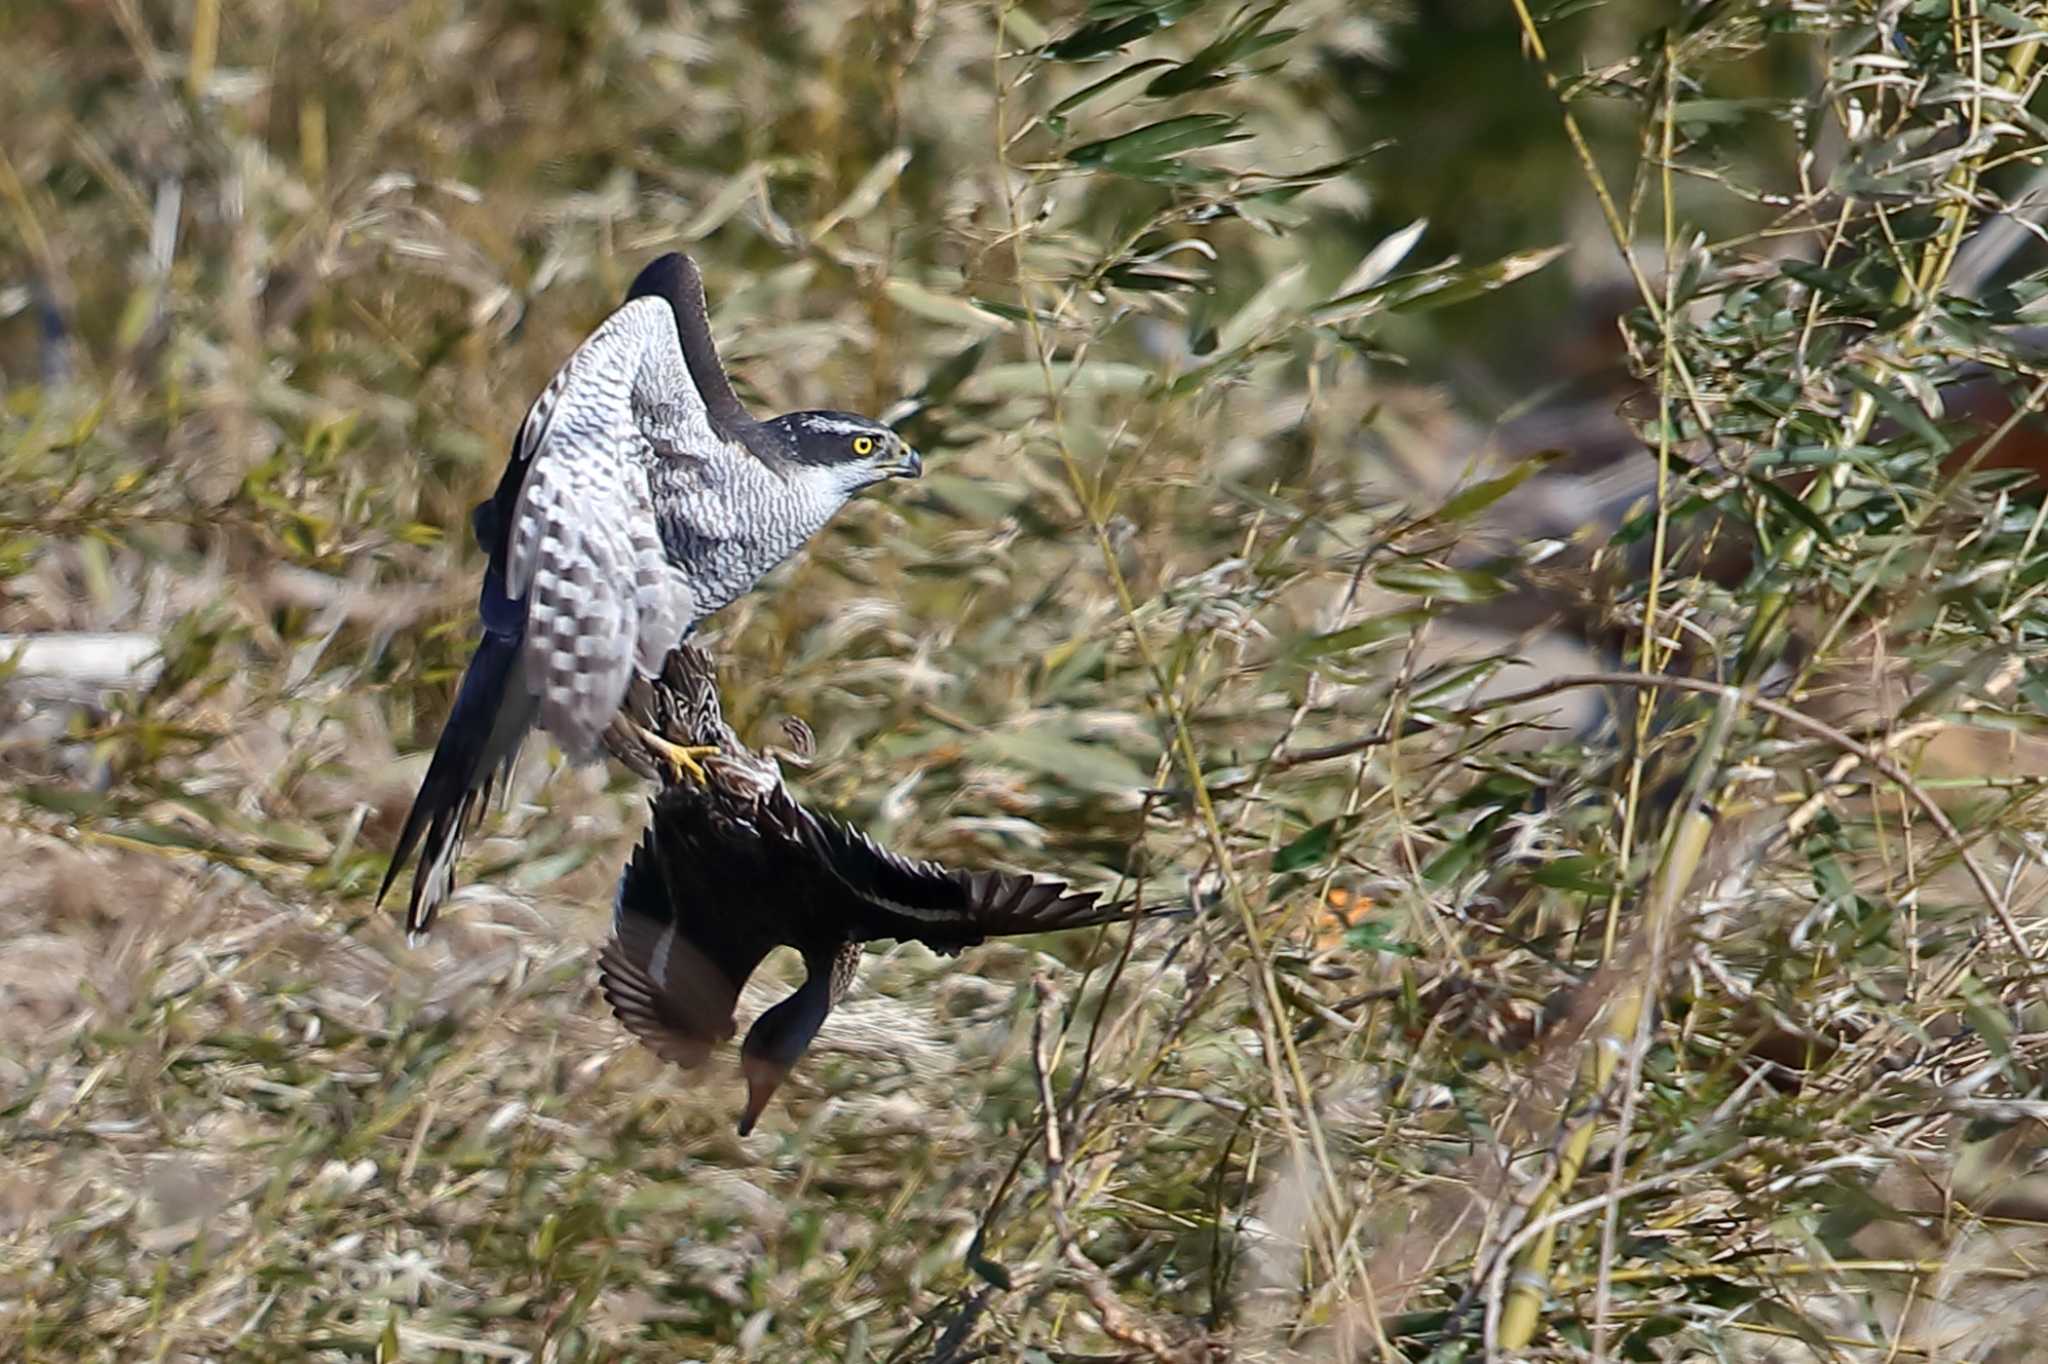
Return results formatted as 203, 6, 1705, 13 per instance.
7, 1, 2048, 1360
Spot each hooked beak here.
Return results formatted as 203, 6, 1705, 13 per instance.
888, 445, 923, 480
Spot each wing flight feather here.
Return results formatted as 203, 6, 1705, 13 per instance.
795, 807, 1112, 948
501, 296, 704, 759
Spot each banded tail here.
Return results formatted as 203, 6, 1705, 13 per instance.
379, 512, 537, 933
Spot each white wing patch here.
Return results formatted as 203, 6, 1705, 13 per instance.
504, 297, 703, 761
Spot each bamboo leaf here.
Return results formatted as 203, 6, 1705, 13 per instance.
1374, 561, 1510, 604
1048, 60, 1174, 124
1143, 5, 1297, 97
1068, 114, 1250, 170
1272, 818, 1340, 873
1311, 245, 1567, 326
1294, 609, 1430, 660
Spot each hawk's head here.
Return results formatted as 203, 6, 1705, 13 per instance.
760, 411, 922, 490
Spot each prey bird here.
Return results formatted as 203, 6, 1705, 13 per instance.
599, 645, 1133, 1136
380, 254, 921, 934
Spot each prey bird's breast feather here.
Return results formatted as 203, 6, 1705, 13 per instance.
502, 296, 708, 760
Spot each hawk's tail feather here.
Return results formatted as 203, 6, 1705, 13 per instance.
379, 629, 530, 936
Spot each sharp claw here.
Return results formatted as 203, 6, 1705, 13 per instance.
667, 745, 715, 786
629, 722, 720, 786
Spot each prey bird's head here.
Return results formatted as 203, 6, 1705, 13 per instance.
758, 410, 922, 493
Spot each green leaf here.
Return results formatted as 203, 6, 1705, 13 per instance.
1048, 60, 1173, 122
1102, 246, 1212, 292
1529, 854, 1612, 895
917, 339, 990, 406
1068, 114, 1250, 170
966, 297, 1064, 327
1273, 818, 1340, 873
1041, 6, 1188, 63
1294, 609, 1429, 660
978, 361, 1153, 396
0, 532, 44, 576
1422, 808, 1512, 884
509, 846, 594, 890
1433, 449, 1568, 523
1043, 17, 1155, 62
1311, 245, 1567, 326
111, 820, 220, 854
1143, 5, 1297, 97
1345, 917, 1423, 958
1749, 473, 1840, 546
1781, 259, 1877, 306
1373, 561, 1510, 604
883, 281, 1011, 332
1984, 3, 2048, 35
20, 785, 113, 818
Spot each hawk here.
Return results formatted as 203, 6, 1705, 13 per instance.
380, 254, 920, 934
599, 646, 1134, 1135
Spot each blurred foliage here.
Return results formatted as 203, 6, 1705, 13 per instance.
5, 0, 2048, 1361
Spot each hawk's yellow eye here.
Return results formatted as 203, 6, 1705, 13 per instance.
852, 435, 875, 456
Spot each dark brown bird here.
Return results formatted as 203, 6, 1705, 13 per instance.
598, 646, 1132, 1135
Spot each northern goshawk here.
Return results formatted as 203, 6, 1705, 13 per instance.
599, 645, 1131, 1135
380, 254, 920, 934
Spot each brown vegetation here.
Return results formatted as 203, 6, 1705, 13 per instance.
5, 2, 2048, 1360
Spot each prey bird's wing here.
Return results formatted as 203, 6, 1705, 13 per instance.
501, 294, 705, 759
598, 814, 784, 1068
793, 806, 1116, 952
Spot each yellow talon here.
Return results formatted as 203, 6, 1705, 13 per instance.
635, 726, 720, 786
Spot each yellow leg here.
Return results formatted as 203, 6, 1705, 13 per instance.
632, 723, 721, 786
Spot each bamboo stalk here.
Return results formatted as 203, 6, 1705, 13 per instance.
1494, 696, 1732, 1349
186, 0, 219, 103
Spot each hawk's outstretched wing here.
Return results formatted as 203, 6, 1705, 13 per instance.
381, 260, 719, 934
501, 295, 703, 757
629, 253, 794, 479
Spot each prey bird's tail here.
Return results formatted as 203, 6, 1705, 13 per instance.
378, 625, 534, 935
